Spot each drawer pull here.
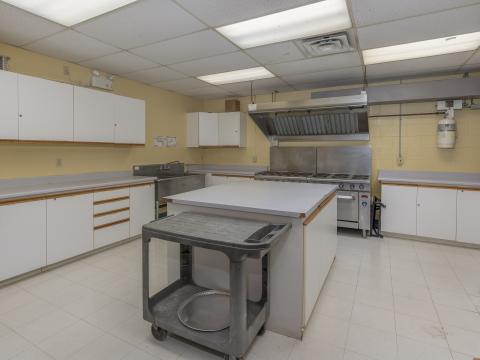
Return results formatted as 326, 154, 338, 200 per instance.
94, 218, 129, 230
94, 207, 130, 218
93, 196, 129, 205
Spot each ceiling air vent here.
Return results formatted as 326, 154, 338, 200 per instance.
297, 32, 353, 57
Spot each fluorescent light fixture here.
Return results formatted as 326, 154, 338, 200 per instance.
216, 0, 351, 49
363, 32, 480, 65
198, 67, 275, 85
3, 0, 137, 26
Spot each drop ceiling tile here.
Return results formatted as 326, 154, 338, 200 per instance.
169, 52, 259, 76
466, 50, 480, 64
79, 51, 157, 75
175, 0, 320, 27
0, 2, 64, 46
130, 30, 238, 65
123, 67, 187, 84
357, 4, 480, 50
24, 30, 119, 62
351, 0, 480, 27
153, 77, 209, 91
74, 0, 206, 49
267, 52, 362, 76
282, 66, 364, 86
366, 52, 473, 81
245, 42, 305, 65
179, 86, 233, 99
219, 77, 293, 96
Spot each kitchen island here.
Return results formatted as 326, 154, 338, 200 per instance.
164, 181, 337, 339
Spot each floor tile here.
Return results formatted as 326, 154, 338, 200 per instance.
314, 294, 353, 321
394, 296, 438, 321
9, 347, 54, 360
70, 333, 136, 360
343, 351, 374, 360
351, 303, 396, 333
83, 300, 139, 331
138, 335, 186, 360
302, 314, 349, 348
106, 313, 150, 346
118, 349, 158, 360
248, 331, 296, 360
392, 280, 431, 302
395, 313, 448, 349
444, 324, 480, 356
329, 265, 359, 285
38, 321, 105, 360
0, 289, 38, 315
396, 335, 453, 360
0, 331, 34, 359
346, 323, 397, 360
436, 304, 480, 333
61, 291, 115, 318
430, 288, 476, 311
451, 351, 475, 360
288, 339, 344, 360
322, 279, 356, 300
355, 286, 394, 310
0, 298, 56, 328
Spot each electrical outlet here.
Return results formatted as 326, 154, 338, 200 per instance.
397, 156, 404, 166
56, 158, 63, 167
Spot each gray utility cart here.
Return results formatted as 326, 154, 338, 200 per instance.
142, 212, 291, 360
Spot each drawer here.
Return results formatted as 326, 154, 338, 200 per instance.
94, 199, 129, 214
94, 221, 130, 248
94, 187, 129, 202
94, 210, 129, 227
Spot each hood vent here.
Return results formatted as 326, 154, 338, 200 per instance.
248, 91, 369, 141
297, 32, 353, 57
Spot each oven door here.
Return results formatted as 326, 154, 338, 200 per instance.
337, 190, 359, 228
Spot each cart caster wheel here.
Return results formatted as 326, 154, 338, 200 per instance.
151, 325, 167, 341
258, 325, 266, 336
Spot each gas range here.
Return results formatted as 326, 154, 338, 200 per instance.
254, 171, 314, 182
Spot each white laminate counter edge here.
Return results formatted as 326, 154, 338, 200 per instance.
378, 170, 480, 189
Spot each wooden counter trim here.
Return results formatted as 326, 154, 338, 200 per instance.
94, 207, 130, 218
0, 181, 154, 207
93, 196, 129, 205
94, 218, 129, 230
211, 173, 254, 178
303, 191, 337, 226
0, 139, 145, 146
380, 181, 480, 191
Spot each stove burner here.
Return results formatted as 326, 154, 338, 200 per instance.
257, 171, 313, 177
331, 174, 351, 179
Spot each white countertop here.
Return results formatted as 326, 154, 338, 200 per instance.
166, 181, 337, 218
378, 170, 480, 188
0, 171, 156, 202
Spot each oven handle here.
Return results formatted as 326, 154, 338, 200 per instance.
337, 195, 356, 200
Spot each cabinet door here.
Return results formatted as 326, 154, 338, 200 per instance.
456, 189, 480, 244
417, 187, 457, 241
0, 70, 19, 140
46, 194, 93, 265
186, 112, 199, 147
114, 95, 145, 144
130, 184, 155, 237
218, 112, 240, 146
0, 201, 46, 281
74, 86, 115, 142
198, 112, 219, 146
18, 74, 74, 141
381, 184, 417, 235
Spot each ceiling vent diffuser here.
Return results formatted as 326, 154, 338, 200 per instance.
297, 32, 353, 57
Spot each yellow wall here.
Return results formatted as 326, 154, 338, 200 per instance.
203, 78, 480, 195
0, 42, 204, 179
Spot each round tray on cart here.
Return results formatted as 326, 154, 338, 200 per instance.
177, 290, 230, 332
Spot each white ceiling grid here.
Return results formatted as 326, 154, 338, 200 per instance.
0, 0, 478, 99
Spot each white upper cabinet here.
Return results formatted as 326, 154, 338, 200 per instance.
114, 95, 146, 144
0, 70, 19, 140
456, 189, 480, 244
219, 112, 246, 146
381, 184, 418, 235
74, 86, 115, 143
18, 74, 74, 141
417, 187, 457, 241
187, 112, 246, 147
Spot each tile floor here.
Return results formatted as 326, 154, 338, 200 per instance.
1, 232, 480, 360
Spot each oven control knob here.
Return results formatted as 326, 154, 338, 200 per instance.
338, 183, 344, 189
359, 184, 364, 190
362, 201, 368, 207
350, 184, 355, 190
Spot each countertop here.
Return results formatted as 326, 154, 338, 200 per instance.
186, 164, 267, 177
378, 170, 480, 188
166, 181, 337, 218
0, 171, 156, 202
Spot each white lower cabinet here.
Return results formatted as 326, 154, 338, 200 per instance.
94, 222, 130, 249
456, 189, 480, 244
381, 184, 418, 235
130, 184, 155, 237
46, 194, 94, 265
0, 201, 47, 281
417, 187, 457, 241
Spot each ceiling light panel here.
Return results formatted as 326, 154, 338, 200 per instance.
216, 0, 352, 49
3, 0, 137, 26
198, 67, 275, 85
363, 32, 480, 65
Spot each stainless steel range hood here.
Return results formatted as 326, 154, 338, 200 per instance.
248, 91, 369, 141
